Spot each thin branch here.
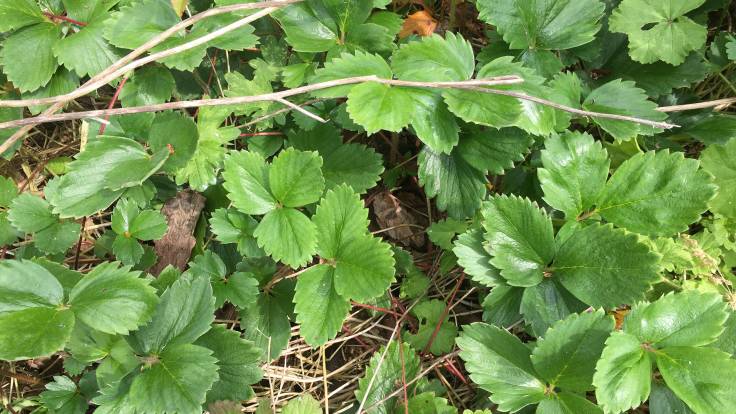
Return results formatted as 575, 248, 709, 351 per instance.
657, 97, 736, 112
0, 0, 301, 155
276, 98, 327, 123
0, 77, 525, 130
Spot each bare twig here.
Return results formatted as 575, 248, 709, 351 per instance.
657, 97, 736, 112
0, 0, 301, 155
0, 77, 525, 130
276, 98, 327, 123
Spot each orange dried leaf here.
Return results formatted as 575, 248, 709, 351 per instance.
399, 10, 437, 38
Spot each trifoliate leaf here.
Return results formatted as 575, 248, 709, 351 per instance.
582, 79, 667, 140
112, 235, 144, 266
130, 275, 215, 354
456, 323, 546, 412
209, 208, 262, 257
656, 347, 736, 414
427, 218, 468, 251
554, 223, 660, 308
282, 395, 322, 414
592, 331, 652, 414
241, 287, 293, 361
289, 124, 384, 193
0, 0, 43, 31
129, 344, 219, 414
188, 251, 259, 309
530, 310, 614, 392
293, 264, 351, 346
391, 32, 474, 81
453, 228, 502, 287
482, 195, 555, 287
223, 150, 277, 215
39, 376, 88, 414
269, 148, 325, 207
112, 200, 167, 241
312, 184, 369, 258
418, 146, 487, 219
538, 132, 610, 219
597, 150, 716, 236
148, 111, 198, 172
609, 0, 707, 65
623, 291, 728, 348
346, 82, 414, 134
355, 341, 422, 414
54, 20, 125, 78
310, 51, 392, 98
477, 0, 605, 51
700, 138, 736, 219
119, 65, 175, 107
195, 325, 262, 403
408, 89, 461, 154
455, 127, 534, 175
0, 22, 61, 92
405, 299, 458, 355
0, 260, 74, 360
103, 0, 179, 50
254, 208, 317, 268
69, 262, 157, 335
46, 136, 169, 218
519, 279, 586, 337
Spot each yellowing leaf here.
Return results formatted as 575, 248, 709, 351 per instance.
171, 0, 188, 16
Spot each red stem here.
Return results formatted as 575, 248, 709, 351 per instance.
43, 12, 87, 27
99, 75, 129, 134
422, 273, 466, 354
351, 301, 402, 318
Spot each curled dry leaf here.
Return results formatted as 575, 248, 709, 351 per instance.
372, 190, 425, 248
399, 10, 438, 38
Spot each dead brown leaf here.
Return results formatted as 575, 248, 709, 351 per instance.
399, 10, 438, 38
372, 190, 425, 248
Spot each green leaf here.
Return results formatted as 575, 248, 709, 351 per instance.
241, 288, 293, 361
254, 208, 317, 268
538, 132, 609, 219
312, 184, 369, 258
530, 310, 614, 392
112, 235, 144, 266
649, 382, 694, 414
597, 150, 716, 236
519, 279, 586, 337
554, 223, 660, 308
119, 65, 175, 107
46, 136, 169, 218
418, 146, 487, 219
293, 265, 350, 346
209, 208, 262, 257
582, 79, 667, 140
656, 346, 736, 414
282, 395, 322, 414
482, 195, 555, 287
112, 200, 167, 241
346, 82, 414, 134
69, 262, 157, 335
428, 218, 468, 251
442, 82, 521, 129
453, 228, 502, 287
457, 323, 546, 412
148, 111, 199, 172
130, 275, 215, 354
455, 127, 534, 175
477, 0, 605, 50
195, 325, 262, 403
355, 341, 422, 414
610, 0, 707, 65
482, 284, 523, 328
273, 2, 339, 53
269, 148, 325, 207
39, 376, 88, 414
700, 138, 736, 219
310, 51, 392, 98
602, 52, 709, 98
129, 344, 219, 414
289, 124, 384, 193
189, 252, 258, 309
623, 291, 728, 348
0, 175, 18, 207
0, 22, 61, 92
406, 392, 456, 414
103, 0, 179, 50
405, 299, 458, 355
333, 234, 395, 302
22, 68, 79, 115
536, 392, 603, 414
592, 331, 652, 414
0, 306, 75, 361
0, 0, 43, 31
408, 89, 461, 154
391, 33, 474, 81
54, 20, 125, 78
8, 192, 58, 233
0, 260, 64, 312
223, 150, 277, 215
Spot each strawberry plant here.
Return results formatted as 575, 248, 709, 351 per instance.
1, 0, 736, 413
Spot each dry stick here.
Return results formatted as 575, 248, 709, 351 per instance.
275, 98, 327, 123
0, 0, 301, 155
0, 77, 525, 129
657, 97, 736, 112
